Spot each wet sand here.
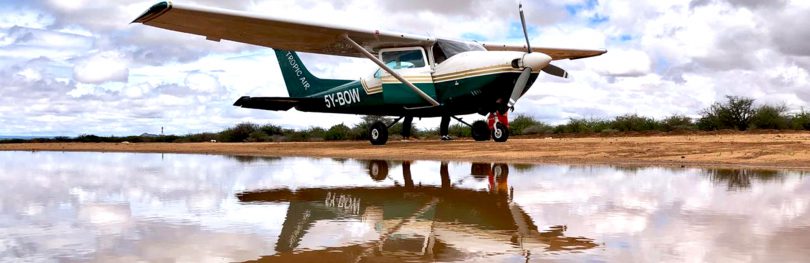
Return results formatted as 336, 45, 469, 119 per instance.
2, 133, 810, 170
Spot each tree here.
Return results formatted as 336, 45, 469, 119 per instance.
699, 96, 755, 131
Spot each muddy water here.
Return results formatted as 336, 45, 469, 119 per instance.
0, 151, 808, 262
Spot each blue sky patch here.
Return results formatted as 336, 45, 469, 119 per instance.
565, 0, 599, 15
588, 14, 609, 25
461, 32, 488, 42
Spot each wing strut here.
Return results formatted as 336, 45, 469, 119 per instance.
341, 34, 440, 107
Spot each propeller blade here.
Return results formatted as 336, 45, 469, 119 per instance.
519, 4, 532, 53
542, 64, 569, 79
508, 67, 533, 108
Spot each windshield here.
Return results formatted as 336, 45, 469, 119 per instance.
435, 39, 486, 63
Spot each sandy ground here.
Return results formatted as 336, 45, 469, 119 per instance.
2, 133, 810, 170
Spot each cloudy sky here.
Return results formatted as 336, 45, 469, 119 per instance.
1, 0, 809, 136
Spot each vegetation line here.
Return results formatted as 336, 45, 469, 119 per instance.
4, 96, 809, 144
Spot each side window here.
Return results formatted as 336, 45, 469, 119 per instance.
380, 49, 426, 70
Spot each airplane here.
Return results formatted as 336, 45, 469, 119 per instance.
236, 161, 597, 262
132, 1, 606, 145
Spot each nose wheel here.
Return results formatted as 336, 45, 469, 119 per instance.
488, 111, 510, 143
492, 122, 509, 142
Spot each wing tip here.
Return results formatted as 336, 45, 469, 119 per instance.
131, 1, 173, 24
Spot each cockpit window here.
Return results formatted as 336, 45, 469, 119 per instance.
381, 50, 426, 69
436, 39, 486, 60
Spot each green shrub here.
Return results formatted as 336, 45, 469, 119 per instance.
510, 114, 541, 135
751, 105, 789, 130
246, 131, 271, 142
662, 115, 696, 132
554, 118, 608, 134
791, 111, 810, 130
218, 123, 259, 142
611, 114, 661, 132
449, 124, 471, 137
324, 124, 351, 141
260, 124, 284, 136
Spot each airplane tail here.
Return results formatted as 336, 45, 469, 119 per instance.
273, 49, 351, 98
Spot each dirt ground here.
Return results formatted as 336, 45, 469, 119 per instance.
2, 133, 810, 170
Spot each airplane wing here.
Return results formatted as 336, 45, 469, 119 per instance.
481, 44, 607, 60
132, 1, 435, 58
233, 96, 321, 111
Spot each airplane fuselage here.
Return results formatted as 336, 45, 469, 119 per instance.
295, 51, 541, 118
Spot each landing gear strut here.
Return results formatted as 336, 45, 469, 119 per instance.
369, 116, 412, 145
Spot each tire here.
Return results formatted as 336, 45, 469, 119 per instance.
471, 121, 491, 141
369, 121, 389, 145
368, 160, 389, 181
492, 163, 509, 182
492, 122, 509, 142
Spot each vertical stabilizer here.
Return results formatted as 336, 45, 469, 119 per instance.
273, 50, 351, 98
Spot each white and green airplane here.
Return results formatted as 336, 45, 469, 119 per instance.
133, 2, 606, 145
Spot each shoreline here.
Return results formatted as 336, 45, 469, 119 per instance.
2, 133, 810, 171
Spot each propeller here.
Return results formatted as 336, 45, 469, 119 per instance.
507, 3, 569, 110
519, 4, 532, 53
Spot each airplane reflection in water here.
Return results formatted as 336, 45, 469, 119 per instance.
237, 161, 597, 262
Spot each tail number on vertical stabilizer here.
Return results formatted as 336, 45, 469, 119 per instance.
325, 89, 361, 108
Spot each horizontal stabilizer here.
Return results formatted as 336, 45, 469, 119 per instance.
233, 96, 319, 111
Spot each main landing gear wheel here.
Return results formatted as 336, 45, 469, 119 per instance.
369, 121, 388, 145
472, 121, 491, 141
368, 160, 389, 181
493, 122, 509, 142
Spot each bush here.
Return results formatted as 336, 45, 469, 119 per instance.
611, 114, 661, 132
510, 114, 541, 136
246, 131, 271, 142
554, 118, 609, 134
448, 124, 471, 138
751, 105, 789, 130
260, 124, 284, 136
219, 123, 259, 142
662, 115, 696, 132
791, 111, 810, 130
324, 124, 351, 141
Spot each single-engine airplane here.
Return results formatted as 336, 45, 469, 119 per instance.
133, 1, 606, 145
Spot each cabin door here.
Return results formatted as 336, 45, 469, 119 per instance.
378, 47, 437, 106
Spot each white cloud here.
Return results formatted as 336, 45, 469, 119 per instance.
589, 49, 652, 77
72, 51, 129, 84
184, 72, 221, 94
